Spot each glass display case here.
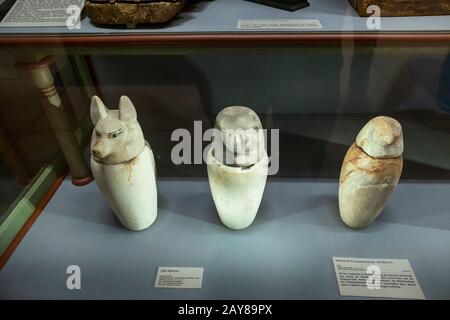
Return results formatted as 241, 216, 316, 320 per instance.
0, 0, 449, 300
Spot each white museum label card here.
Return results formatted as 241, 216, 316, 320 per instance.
0, 0, 84, 27
332, 257, 425, 300
237, 19, 323, 30
155, 267, 204, 289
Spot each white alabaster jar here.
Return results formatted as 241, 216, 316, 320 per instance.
207, 106, 268, 230
339, 116, 403, 229
90, 96, 157, 231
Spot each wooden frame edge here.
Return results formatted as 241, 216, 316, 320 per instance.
0, 32, 450, 46
0, 172, 67, 270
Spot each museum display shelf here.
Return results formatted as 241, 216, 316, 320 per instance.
0, 0, 449, 301
0, 0, 449, 44
0, 177, 449, 299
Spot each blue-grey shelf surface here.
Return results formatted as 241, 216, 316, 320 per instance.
1, 178, 450, 299
0, 0, 450, 36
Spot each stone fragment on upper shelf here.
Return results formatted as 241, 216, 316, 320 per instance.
85, 0, 185, 25
356, 116, 404, 159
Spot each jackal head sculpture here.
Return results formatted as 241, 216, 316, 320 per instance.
90, 95, 145, 164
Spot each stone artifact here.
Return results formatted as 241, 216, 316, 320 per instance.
349, 0, 450, 17
86, 0, 186, 26
207, 106, 268, 230
90, 96, 157, 231
339, 116, 404, 229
